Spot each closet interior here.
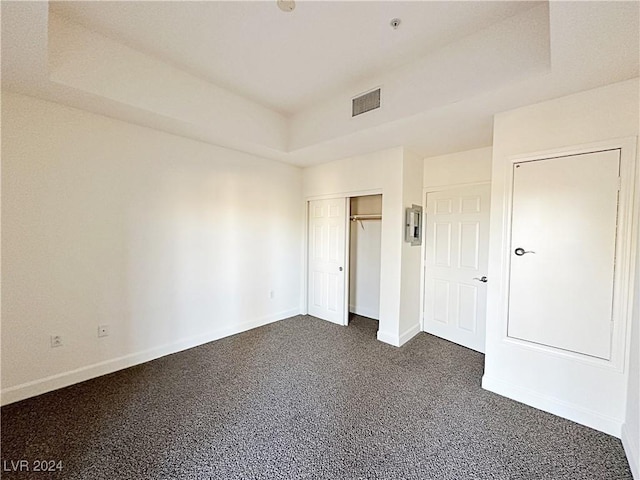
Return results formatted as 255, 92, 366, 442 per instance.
349, 195, 382, 321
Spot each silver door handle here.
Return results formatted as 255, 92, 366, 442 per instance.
473, 276, 488, 283
339, 266, 343, 271
514, 247, 535, 256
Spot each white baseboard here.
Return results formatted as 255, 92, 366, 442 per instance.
376, 323, 421, 348
1, 308, 300, 406
377, 330, 400, 347
482, 375, 622, 437
622, 423, 640, 479
399, 323, 421, 346
348, 305, 380, 320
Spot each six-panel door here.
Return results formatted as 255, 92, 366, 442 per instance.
423, 184, 491, 353
308, 198, 347, 325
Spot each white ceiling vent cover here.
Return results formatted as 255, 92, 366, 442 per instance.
352, 88, 381, 117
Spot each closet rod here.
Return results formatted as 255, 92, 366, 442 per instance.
350, 214, 382, 221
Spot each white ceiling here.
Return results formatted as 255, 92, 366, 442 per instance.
2, 1, 639, 166
49, 1, 541, 115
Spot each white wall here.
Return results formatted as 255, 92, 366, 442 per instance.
484, 78, 640, 437
623, 233, 640, 478
303, 147, 404, 344
47, 13, 288, 159
1, 92, 303, 405
423, 147, 492, 188
350, 195, 382, 216
421, 146, 492, 347
399, 150, 424, 343
289, 4, 550, 152
303, 147, 424, 346
349, 196, 382, 320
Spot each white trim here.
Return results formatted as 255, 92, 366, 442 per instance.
399, 323, 421, 346
623, 135, 640, 375
343, 197, 351, 326
419, 189, 428, 331
482, 375, 623, 437
420, 183, 492, 345
420, 182, 492, 332
305, 190, 384, 330
423, 181, 491, 193
376, 324, 421, 347
505, 137, 636, 164
305, 188, 383, 202
301, 199, 309, 315
498, 137, 638, 373
0, 308, 300, 406
377, 330, 400, 347
502, 335, 631, 372
622, 422, 640, 480
349, 305, 379, 320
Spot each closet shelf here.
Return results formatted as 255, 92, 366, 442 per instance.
350, 214, 382, 221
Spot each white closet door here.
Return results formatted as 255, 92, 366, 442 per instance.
423, 184, 491, 353
508, 149, 620, 359
308, 198, 347, 325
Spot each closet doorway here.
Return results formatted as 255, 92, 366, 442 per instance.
348, 195, 382, 323
306, 194, 382, 328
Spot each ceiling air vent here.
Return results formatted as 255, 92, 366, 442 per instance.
352, 88, 381, 117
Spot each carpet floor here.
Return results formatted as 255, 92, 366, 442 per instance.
1, 315, 632, 479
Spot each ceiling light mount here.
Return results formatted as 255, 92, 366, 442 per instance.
390, 18, 401, 30
277, 0, 296, 13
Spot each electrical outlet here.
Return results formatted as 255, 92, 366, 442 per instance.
98, 325, 109, 337
50, 335, 63, 348
269, 290, 275, 299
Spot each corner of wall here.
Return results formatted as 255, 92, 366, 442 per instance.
1, 308, 300, 406
377, 330, 400, 347
485, 80, 639, 440
622, 422, 640, 479
1, 94, 304, 404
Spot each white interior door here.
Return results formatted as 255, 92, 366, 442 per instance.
508, 149, 620, 360
423, 184, 490, 353
308, 198, 347, 325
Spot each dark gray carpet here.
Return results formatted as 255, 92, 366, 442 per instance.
1, 315, 632, 479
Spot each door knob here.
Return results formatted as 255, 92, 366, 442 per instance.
514, 247, 535, 256
473, 276, 488, 283
339, 266, 343, 271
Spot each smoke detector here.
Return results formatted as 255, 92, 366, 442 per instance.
277, 0, 296, 12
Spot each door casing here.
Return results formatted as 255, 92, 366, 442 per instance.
421, 183, 491, 353
303, 189, 383, 327
496, 138, 638, 371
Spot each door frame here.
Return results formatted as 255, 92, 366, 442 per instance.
303, 189, 383, 327
497, 137, 638, 372
419, 182, 491, 333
